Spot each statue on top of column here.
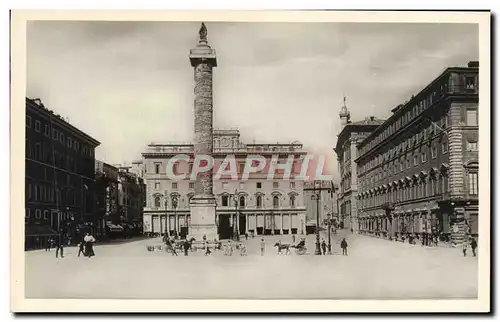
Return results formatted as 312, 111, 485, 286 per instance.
199, 22, 208, 42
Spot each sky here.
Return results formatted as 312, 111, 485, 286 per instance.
26, 21, 479, 177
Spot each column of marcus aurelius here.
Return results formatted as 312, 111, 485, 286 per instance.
188, 22, 218, 241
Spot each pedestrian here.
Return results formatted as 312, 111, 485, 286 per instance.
55, 234, 64, 258
203, 234, 207, 242
205, 243, 212, 256
462, 240, 468, 257
321, 239, 327, 255
260, 238, 265, 256
292, 234, 296, 243
77, 237, 85, 257
228, 241, 233, 256
470, 238, 477, 257
340, 238, 348, 256
45, 237, 54, 252
183, 240, 190, 256
245, 232, 248, 240
84, 232, 96, 258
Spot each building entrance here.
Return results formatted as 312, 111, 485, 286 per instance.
239, 215, 246, 236
218, 214, 232, 240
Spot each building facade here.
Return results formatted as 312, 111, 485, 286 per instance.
303, 181, 339, 232
355, 61, 479, 246
117, 166, 146, 236
25, 98, 100, 249
142, 129, 307, 239
95, 160, 119, 237
334, 99, 385, 232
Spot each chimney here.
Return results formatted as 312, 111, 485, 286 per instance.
467, 61, 479, 68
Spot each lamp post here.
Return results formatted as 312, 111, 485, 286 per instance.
311, 181, 322, 255
172, 196, 178, 239
164, 195, 168, 238
232, 190, 239, 241
326, 213, 332, 255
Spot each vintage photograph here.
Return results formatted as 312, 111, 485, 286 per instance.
12, 10, 490, 312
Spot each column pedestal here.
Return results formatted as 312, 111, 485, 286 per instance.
189, 196, 218, 242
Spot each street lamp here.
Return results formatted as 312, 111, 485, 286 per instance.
172, 196, 178, 239
326, 213, 332, 255
311, 181, 322, 255
231, 190, 240, 241
164, 195, 168, 238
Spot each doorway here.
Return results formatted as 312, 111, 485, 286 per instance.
239, 215, 246, 235
218, 214, 232, 240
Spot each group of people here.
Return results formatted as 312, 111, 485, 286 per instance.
462, 237, 478, 257
77, 233, 96, 258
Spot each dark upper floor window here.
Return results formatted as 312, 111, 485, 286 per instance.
44, 124, 50, 136
35, 120, 41, 132
239, 196, 246, 208
155, 163, 160, 174
26, 116, 31, 128
256, 182, 262, 189
222, 195, 229, 207
52, 128, 58, 140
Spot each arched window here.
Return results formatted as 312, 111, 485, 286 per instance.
290, 195, 296, 208
256, 195, 263, 208
239, 196, 246, 208
154, 196, 161, 208
273, 196, 280, 208
171, 196, 178, 209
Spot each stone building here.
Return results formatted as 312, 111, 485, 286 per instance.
334, 98, 385, 232
303, 181, 339, 232
117, 166, 146, 235
25, 97, 100, 249
95, 160, 119, 237
355, 61, 479, 246
141, 128, 307, 239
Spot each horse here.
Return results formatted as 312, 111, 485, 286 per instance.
274, 242, 291, 255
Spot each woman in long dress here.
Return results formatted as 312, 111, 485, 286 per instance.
84, 232, 96, 257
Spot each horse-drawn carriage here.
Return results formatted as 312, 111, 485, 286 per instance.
274, 239, 307, 255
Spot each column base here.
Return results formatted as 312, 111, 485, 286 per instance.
189, 196, 218, 242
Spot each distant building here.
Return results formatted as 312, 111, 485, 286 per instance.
355, 61, 479, 246
334, 99, 385, 232
117, 166, 146, 236
25, 97, 100, 249
95, 160, 119, 237
141, 128, 307, 239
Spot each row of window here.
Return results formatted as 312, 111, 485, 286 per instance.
358, 172, 478, 210
152, 194, 297, 209
26, 115, 94, 157
151, 160, 302, 175
359, 75, 478, 156
152, 181, 296, 191
26, 182, 87, 206
359, 118, 449, 175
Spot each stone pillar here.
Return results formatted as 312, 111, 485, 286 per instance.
189, 23, 218, 241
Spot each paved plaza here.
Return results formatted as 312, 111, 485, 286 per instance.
25, 231, 478, 299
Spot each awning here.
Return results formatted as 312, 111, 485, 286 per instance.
26, 225, 58, 237
106, 224, 124, 231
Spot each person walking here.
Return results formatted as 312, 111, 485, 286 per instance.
340, 238, 348, 256
321, 239, 327, 255
45, 237, 54, 252
55, 234, 64, 258
260, 238, 265, 256
183, 240, 190, 256
462, 239, 468, 257
292, 234, 296, 243
84, 232, 96, 258
77, 236, 85, 257
470, 238, 477, 257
